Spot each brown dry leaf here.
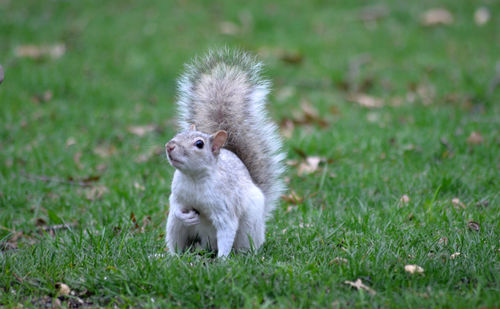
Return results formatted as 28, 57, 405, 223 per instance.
55, 282, 71, 296
1, 230, 23, 251
347, 93, 383, 108
344, 278, 376, 295
467, 131, 484, 145
219, 21, 240, 35
400, 194, 410, 204
65, 137, 76, 147
438, 237, 448, 246
331, 257, 348, 265
450, 252, 461, 259
280, 50, 303, 65
451, 197, 466, 209
127, 124, 156, 137
404, 264, 424, 274
474, 7, 490, 26
15, 43, 66, 59
467, 221, 480, 231
292, 101, 329, 127
32, 90, 53, 104
93, 144, 116, 158
130, 212, 139, 229
85, 185, 108, 201
297, 156, 322, 176
421, 8, 454, 26
280, 119, 295, 139
281, 190, 303, 204
134, 181, 145, 191
416, 84, 436, 105
140, 216, 152, 233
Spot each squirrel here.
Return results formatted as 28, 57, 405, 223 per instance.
165, 49, 286, 258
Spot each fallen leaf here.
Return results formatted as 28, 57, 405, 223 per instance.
281, 190, 303, 204
474, 7, 490, 26
421, 8, 454, 26
65, 137, 76, 147
280, 119, 295, 139
346, 93, 383, 108
85, 185, 108, 201
127, 125, 156, 137
134, 181, 145, 191
31, 90, 53, 104
130, 212, 140, 229
466, 131, 483, 145
467, 221, 480, 232
219, 21, 240, 35
344, 278, 376, 295
15, 43, 66, 59
140, 216, 152, 233
55, 282, 71, 296
297, 156, 322, 176
452, 197, 466, 209
416, 84, 436, 105
331, 257, 348, 265
450, 252, 461, 259
400, 194, 410, 203
438, 237, 448, 246
404, 264, 424, 274
291, 101, 329, 127
280, 50, 303, 65
0, 64, 3, 84
93, 144, 116, 158
292, 146, 308, 159
0, 230, 23, 251
35, 217, 47, 226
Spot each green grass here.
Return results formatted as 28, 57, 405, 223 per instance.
1, 0, 499, 307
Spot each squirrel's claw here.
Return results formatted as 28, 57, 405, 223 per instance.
174, 208, 200, 226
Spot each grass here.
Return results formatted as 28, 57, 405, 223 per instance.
1, 0, 499, 307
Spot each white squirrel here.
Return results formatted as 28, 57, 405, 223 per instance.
165, 49, 286, 257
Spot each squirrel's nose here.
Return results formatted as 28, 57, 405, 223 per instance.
166, 142, 175, 153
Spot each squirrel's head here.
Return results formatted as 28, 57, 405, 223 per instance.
165, 124, 227, 175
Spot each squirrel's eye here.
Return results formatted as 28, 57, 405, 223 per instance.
194, 140, 204, 149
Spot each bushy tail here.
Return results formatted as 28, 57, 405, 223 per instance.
176, 49, 286, 217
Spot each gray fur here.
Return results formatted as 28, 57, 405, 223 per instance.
176, 49, 286, 218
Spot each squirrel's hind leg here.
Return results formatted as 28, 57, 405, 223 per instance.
233, 187, 266, 252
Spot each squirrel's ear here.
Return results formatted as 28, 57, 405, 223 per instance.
211, 130, 227, 155
189, 124, 197, 131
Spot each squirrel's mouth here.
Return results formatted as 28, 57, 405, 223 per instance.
167, 154, 183, 166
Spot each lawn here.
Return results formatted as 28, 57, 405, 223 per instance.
1, 0, 499, 307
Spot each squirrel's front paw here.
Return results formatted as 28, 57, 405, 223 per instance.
174, 208, 200, 226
